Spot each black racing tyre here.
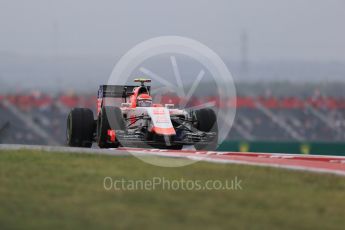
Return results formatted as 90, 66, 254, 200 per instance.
193, 108, 218, 151
97, 106, 126, 148
67, 108, 95, 148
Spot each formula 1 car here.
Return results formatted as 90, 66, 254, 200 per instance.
66, 78, 218, 150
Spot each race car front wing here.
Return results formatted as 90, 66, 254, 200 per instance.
110, 129, 217, 146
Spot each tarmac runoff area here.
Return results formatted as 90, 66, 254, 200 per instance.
1, 144, 345, 176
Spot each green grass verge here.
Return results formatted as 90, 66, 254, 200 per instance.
0, 149, 345, 230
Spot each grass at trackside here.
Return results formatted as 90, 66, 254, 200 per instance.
0, 150, 345, 230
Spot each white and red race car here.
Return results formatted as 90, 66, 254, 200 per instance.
67, 79, 218, 150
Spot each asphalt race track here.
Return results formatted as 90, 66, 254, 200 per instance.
1, 144, 345, 176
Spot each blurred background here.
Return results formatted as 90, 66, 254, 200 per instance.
1, 0, 345, 154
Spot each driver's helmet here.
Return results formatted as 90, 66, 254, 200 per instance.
137, 93, 152, 107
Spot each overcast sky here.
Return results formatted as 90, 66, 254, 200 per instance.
0, 0, 345, 62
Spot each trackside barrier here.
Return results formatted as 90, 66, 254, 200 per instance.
217, 141, 345, 156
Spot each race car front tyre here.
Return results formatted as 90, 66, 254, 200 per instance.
67, 108, 95, 148
97, 106, 125, 148
193, 108, 218, 151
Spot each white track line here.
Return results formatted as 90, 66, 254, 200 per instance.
187, 156, 345, 177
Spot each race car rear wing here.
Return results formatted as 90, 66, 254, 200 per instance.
98, 85, 151, 99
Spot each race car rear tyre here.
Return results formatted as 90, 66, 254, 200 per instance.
97, 106, 126, 148
193, 108, 218, 151
67, 108, 95, 148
